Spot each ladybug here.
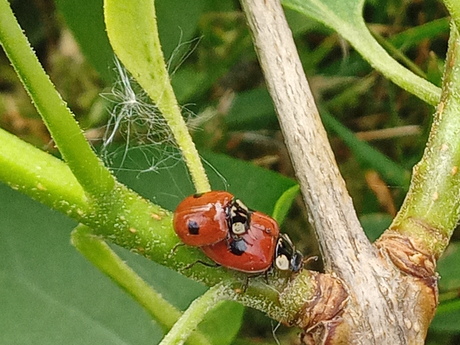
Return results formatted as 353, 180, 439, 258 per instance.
174, 191, 253, 246
173, 191, 234, 247
200, 211, 280, 273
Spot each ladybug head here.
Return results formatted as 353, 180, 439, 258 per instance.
274, 234, 303, 273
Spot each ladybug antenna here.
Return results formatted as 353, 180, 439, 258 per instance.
303, 255, 319, 266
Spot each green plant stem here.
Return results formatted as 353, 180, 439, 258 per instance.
0, 133, 316, 325
159, 283, 229, 345
336, 22, 440, 106
283, 0, 441, 106
443, 0, 460, 34
389, 24, 460, 257
71, 225, 212, 345
0, 127, 88, 218
104, 0, 210, 194
0, 0, 115, 197
371, 29, 427, 79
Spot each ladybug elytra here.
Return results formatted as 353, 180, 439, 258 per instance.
173, 191, 233, 247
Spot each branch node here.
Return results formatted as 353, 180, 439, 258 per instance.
375, 231, 438, 290
288, 272, 350, 344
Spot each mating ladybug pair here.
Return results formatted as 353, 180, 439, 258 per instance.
173, 191, 303, 274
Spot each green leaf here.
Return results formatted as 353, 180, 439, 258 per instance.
155, 0, 208, 60
437, 242, 460, 291
283, 0, 441, 105
430, 299, 460, 333
227, 88, 278, 130
0, 183, 160, 344
55, 0, 207, 83
272, 184, 300, 224
54, 0, 114, 83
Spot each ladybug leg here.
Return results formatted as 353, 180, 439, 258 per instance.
184, 259, 221, 270
171, 242, 186, 253
242, 275, 250, 293
263, 270, 270, 284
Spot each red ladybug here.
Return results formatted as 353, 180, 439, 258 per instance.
174, 191, 304, 274
200, 211, 280, 273
173, 191, 233, 246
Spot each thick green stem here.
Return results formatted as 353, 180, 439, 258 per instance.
0, 127, 88, 218
0, 0, 115, 196
389, 24, 460, 257
104, 0, 210, 194
71, 225, 212, 345
443, 0, 460, 34
159, 283, 229, 345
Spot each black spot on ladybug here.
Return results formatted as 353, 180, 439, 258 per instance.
229, 238, 247, 256
193, 193, 205, 198
187, 220, 200, 235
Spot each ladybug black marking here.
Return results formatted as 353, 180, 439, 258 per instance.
229, 238, 247, 256
187, 220, 200, 235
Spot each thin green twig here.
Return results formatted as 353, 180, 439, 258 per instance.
159, 283, 230, 345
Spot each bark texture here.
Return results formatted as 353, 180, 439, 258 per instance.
239, 0, 438, 343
